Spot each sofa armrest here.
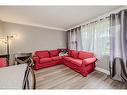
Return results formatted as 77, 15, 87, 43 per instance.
82, 57, 97, 66
32, 56, 39, 64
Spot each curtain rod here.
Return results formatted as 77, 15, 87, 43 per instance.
67, 16, 109, 31
87, 16, 109, 24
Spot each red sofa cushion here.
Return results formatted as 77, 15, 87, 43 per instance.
83, 57, 96, 66
35, 51, 49, 58
49, 50, 59, 57
0, 58, 7, 67
68, 49, 71, 56
70, 50, 78, 59
51, 56, 62, 61
78, 51, 94, 59
40, 58, 52, 63
64, 57, 82, 66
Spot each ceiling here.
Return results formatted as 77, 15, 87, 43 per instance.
0, 6, 121, 31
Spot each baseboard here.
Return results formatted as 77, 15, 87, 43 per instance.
95, 67, 110, 75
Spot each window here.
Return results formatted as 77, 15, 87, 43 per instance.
81, 18, 110, 59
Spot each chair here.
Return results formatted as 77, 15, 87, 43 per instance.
14, 53, 32, 65
0, 54, 9, 67
22, 58, 36, 89
14, 53, 36, 89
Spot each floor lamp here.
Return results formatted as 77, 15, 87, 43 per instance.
6, 35, 16, 61
0, 35, 15, 60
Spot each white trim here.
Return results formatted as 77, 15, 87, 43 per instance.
0, 19, 66, 31
66, 6, 127, 31
95, 67, 110, 75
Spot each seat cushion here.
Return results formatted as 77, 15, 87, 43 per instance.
35, 51, 49, 58
51, 56, 62, 61
64, 57, 82, 66
40, 58, 52, 63
49, 50, 59, 57
64, 57, 74, 62
83, 57, 97, 66
78, 51, 94, 59
70, 50, 78, 59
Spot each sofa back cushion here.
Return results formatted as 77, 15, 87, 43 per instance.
35, 51, 49, 58
68, 49, 72, 56
49, 50, 59, 57
70, 50, 78, 59
78, 51, 94, 59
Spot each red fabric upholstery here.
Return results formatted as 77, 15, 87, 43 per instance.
83, 57, 97, 66
51, 56, 62, 61
33, 49, 97, 77
33, 56, 39, 64
34, 61, 62, 70
35, 50, 49, 58
40, 58, 52, 63
49, 50, 59, 57
64, 57, 82, 66
0, 58, 8, 67
68, 50, 71, 56
63, 51, 96, 76
33, 49, 64, 70
70, 50, 78, 58
78, 51, 94, 59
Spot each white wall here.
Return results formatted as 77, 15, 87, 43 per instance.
0, 21, 3, 34
0, 21, 67, 65
0, 21, 6, 54
0, 21, 3, 54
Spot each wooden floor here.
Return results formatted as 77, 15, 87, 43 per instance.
35, 64, 127, 89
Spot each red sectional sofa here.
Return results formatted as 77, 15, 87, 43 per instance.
33, 49, 62, 70
33, 49, 97, 77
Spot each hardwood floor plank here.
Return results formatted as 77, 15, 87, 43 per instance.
45, 73, 79, 89
35, 64, 65, 75
52, 74, 83, 89
36, 66, 69, 81
36, 67, 77, 88
35, 64, 127, 89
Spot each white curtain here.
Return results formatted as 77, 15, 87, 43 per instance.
68, 29, 77, 50
81, 18, 110, 59
67, 27, 83, 50
81, 23, 95, 51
